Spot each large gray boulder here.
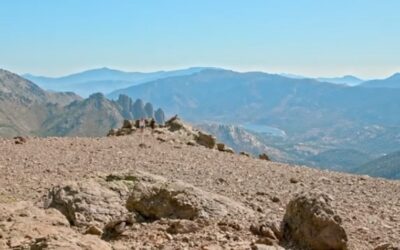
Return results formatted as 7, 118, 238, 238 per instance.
46, 170, 254, 231
46, 179, 131, 227
125, 171, 254, 220
0, 201, 111, 250
283, 192, 348, 250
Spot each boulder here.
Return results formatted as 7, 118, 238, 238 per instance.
196, 131, 217, 149
122, 119, 134, 129
14, 136, 27, 144
224, 147, 235, 154
46, 179, 130, 227
0, 201, 111, 250
107, 128, 118, 136
259, 153, 270, 161
217, 143, 226, 151
166, 219, 202, 234
240, 152, 251, 157
166, 116, 185, 132
46, 170, 254, 234
283, 192, 348, 250
125, 171, 254, 220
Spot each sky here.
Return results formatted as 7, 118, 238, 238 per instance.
0, 0, 399, 78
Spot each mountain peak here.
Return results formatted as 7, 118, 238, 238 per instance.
389, 72, 400, 79
88, 92, 106, 100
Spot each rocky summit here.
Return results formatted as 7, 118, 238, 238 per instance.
0, 119, 399, 250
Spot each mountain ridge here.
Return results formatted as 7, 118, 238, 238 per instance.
360, 72, 400, 89
23, 67, 214, 97
0, 68, 164, 137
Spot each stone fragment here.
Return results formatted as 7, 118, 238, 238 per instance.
283, 192, 348, 250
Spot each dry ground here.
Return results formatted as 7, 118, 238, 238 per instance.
0, 131, 399, 249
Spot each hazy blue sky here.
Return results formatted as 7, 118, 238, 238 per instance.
1, 0, 399, 78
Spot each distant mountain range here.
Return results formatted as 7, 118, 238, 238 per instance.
355, 150, 400, 179
107, 68, 400, 173
23, 67, 211, 97
360, 73, 400, 89
0, 69, 164, 137
280, 74, 364, 86
316, 75, 364, 86
4, 66, 400, 178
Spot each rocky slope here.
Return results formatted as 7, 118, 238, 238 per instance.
355, 150, 400, 179
0, 68, 165, 137
0, 69, 81, 137
0, 122, 399, 249
107, 69, 400, 173
197, 123, 288, 161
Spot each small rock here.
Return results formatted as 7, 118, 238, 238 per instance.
217, 143, 226, 151
223, 147, 235, 154
240, 152, 251, 157
289, 177, 299, 184
167, 220, 201, 234
270, 196, 280, 203
259, 153, 270, 161
85, 225, 103, 236
114, 221, 126, 234
14, 136, 27, 144
374, 243, 400, 250
196, 132, 217, 149
251, 243, 284, 250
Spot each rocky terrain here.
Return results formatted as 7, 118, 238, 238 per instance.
0, 119, 399, 250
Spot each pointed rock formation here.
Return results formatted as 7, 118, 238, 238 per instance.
155, 108, 166, 125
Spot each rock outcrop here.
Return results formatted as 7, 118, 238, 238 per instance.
144, 102, 154, 119
155, 108, 166, 125
0, 201, 111, 249
196, 131, 217, 149
125, 171, 254, 220
45, 170, 255, 240
283, 192, 348, 250
132, 98, 146, 119
116, 94, 133, 119
259, 153, 270, 161
46, 179, 130, 227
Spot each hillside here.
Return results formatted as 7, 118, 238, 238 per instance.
0, 125, 399, 249
108, 69, 400, 171
0, 69, 81, 137
24, 67, 210, 97
361, 73, 400, 89
40, 93, 124, 137
108, 69, 400, 131
0, 69, 165, 137
355, 150, 400, 179
197, 123, 289, 162
305, 148, 374, 172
